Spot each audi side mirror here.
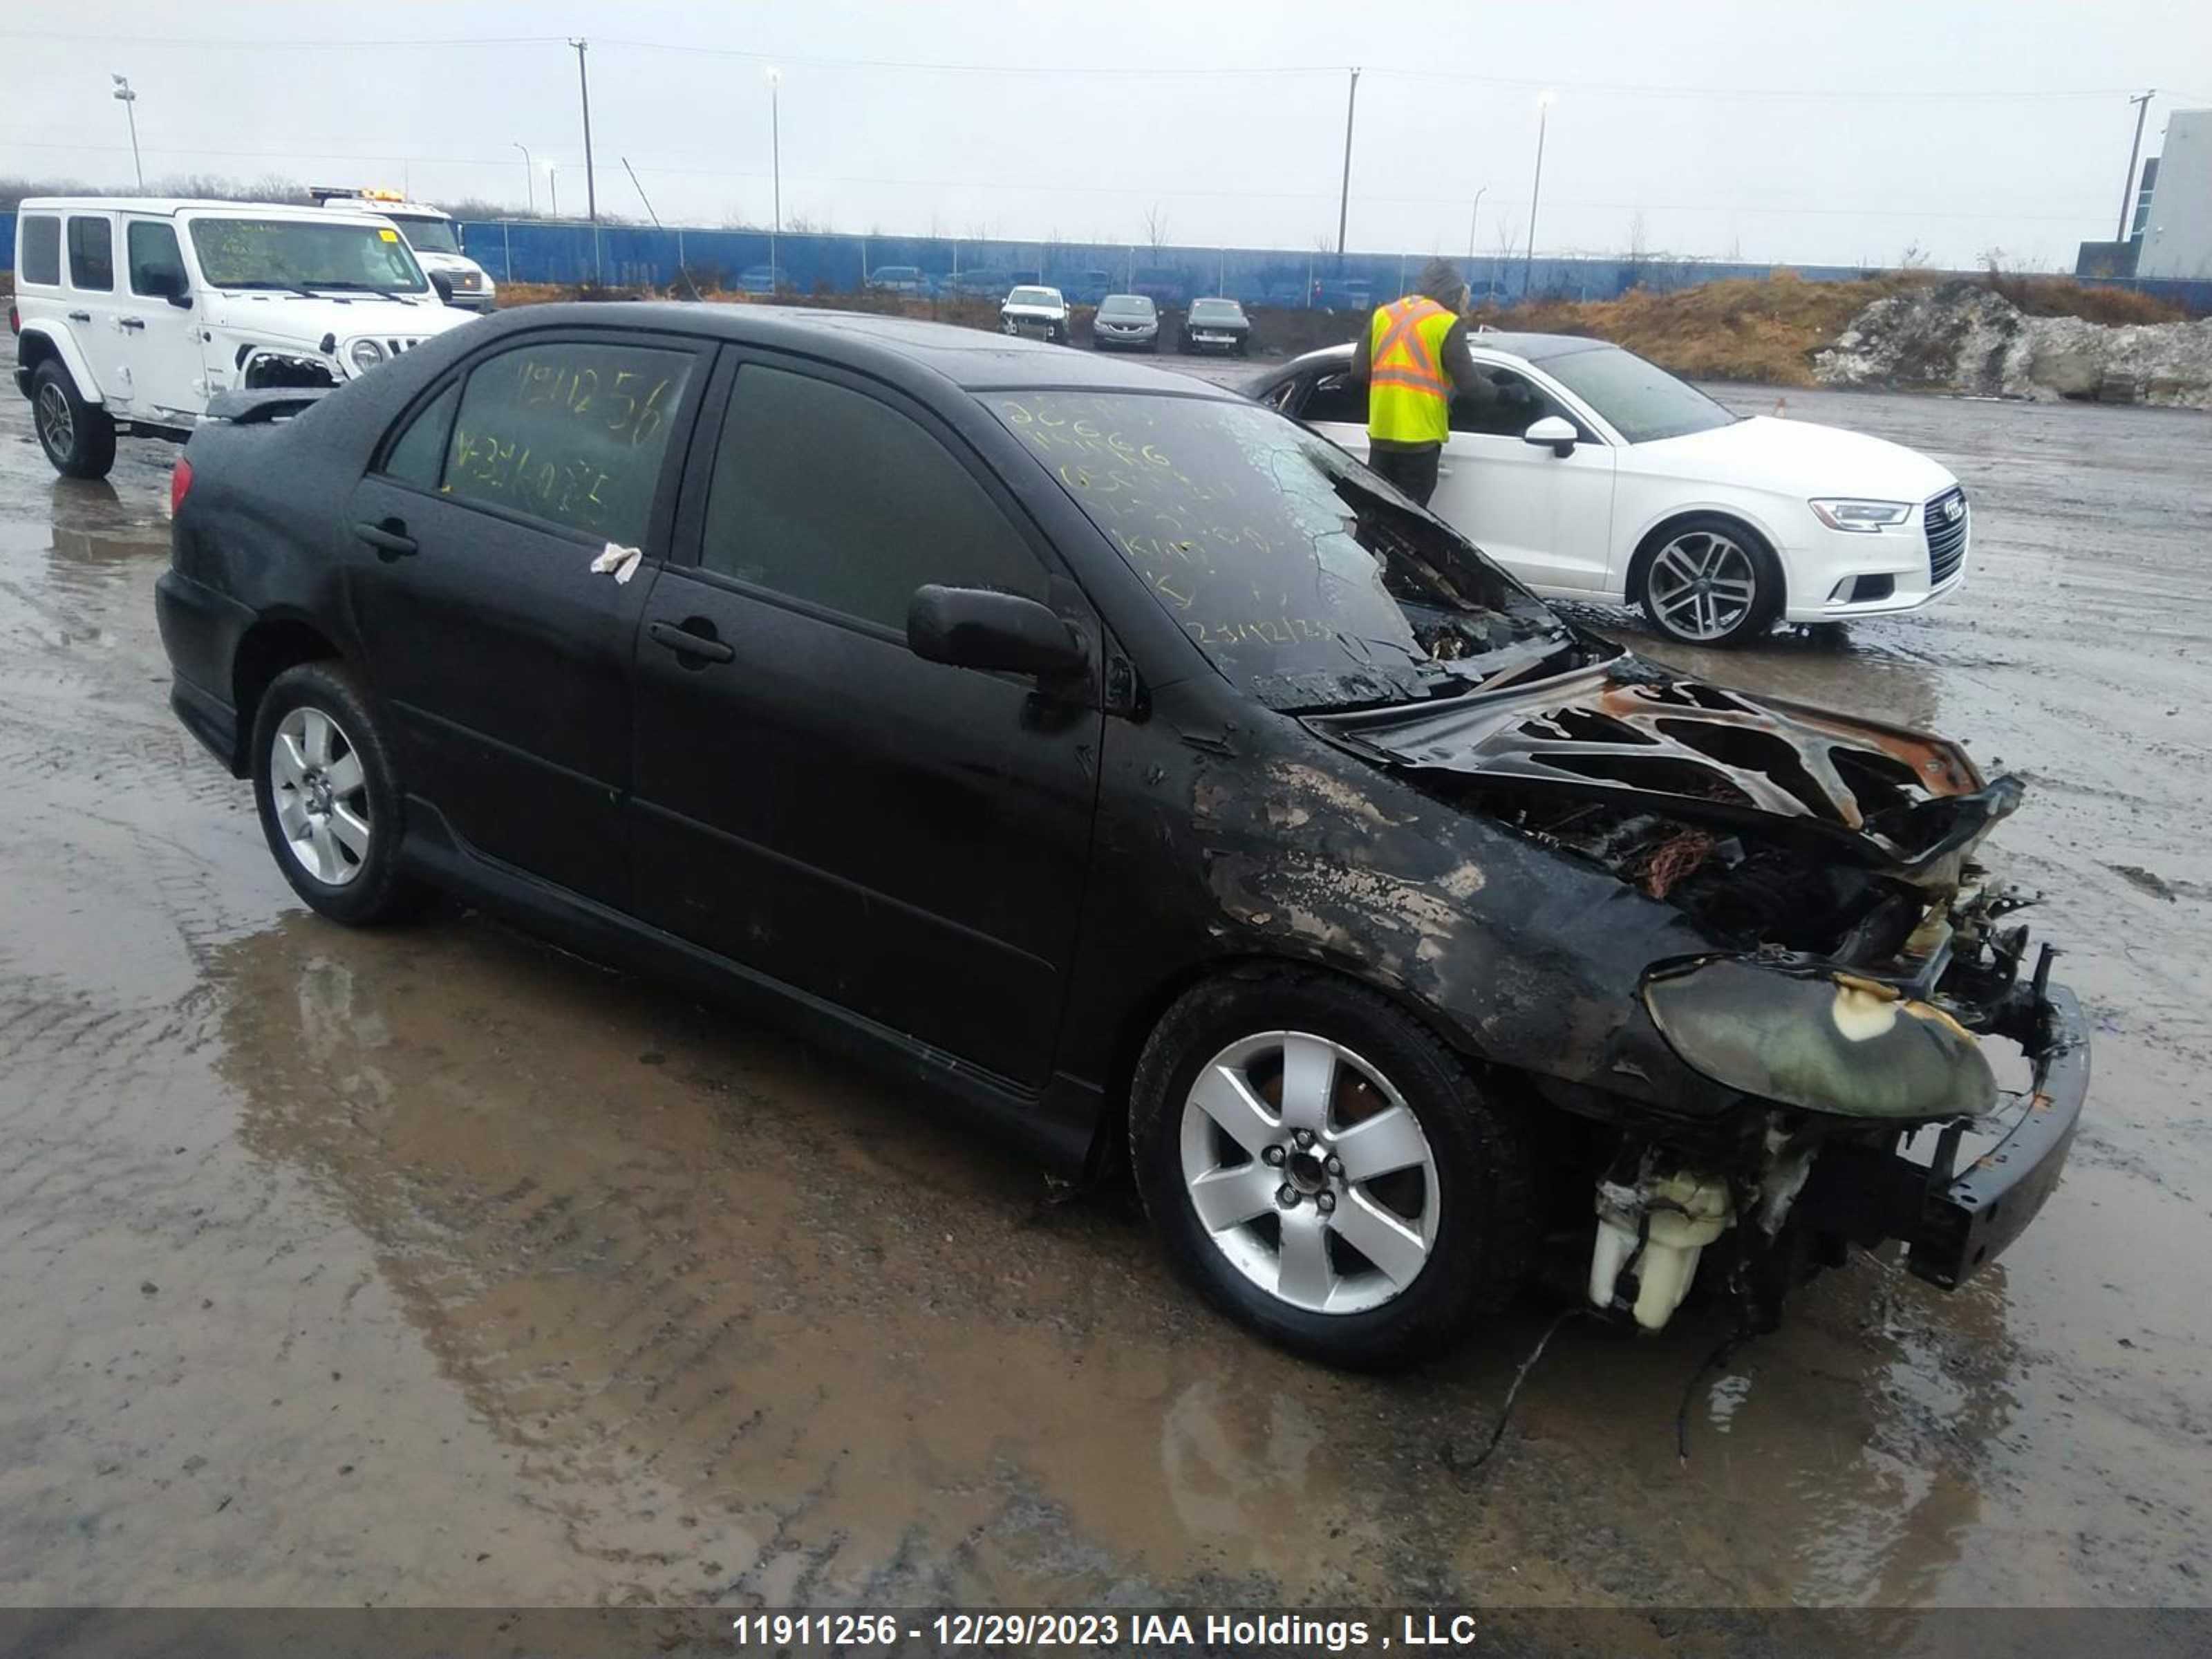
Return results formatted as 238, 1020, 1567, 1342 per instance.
908, 585, 1089, 680
1523, 415, 1577, 458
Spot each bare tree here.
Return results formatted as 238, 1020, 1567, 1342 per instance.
1143, 203, 1170, 256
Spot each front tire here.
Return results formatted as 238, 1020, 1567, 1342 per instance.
32, 360, 117, 480
1635, 514, 1783, 648
250, 662, 426, 926
1130, 969, 1533, 1369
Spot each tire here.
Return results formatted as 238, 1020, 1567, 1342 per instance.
31, 359, 117, 480
1129, 968, 1533, 1369
250, 662, 427, 926
1634, 514, 1783, 648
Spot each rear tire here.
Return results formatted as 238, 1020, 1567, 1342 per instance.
250, 662, 427, 926
1634, 514, 1783, 648
1129, 968, 1533, 1370
31, 360, 116, 480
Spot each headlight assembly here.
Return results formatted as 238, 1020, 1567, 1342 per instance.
346, 338, 386, 374
1643, 956, 1996, 1121
1810, 498, 1913, 532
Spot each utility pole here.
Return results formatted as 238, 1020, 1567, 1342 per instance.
1521, 91, 1555, 300
514, 142, 534, 214
2116, 89, 2155, 242
1335, 67, 1360, 259
111, 75, 142, 189
1465, 184, 1487, 261
570, 37, 601, 284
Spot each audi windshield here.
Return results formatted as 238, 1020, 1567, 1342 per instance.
992, 391, 1569, 711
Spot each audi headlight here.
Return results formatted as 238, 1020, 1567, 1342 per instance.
346, 338, 386, 374
1810, 498, 1913, 533
1643, 957, 1996, 1121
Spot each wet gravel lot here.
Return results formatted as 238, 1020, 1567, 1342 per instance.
0, 371, 2206, 1618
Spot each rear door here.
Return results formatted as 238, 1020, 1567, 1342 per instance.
62, 212, 124, 404
344, 327, 709, 907
628, 352, 1103, 1088
1430, 359, 1616, 592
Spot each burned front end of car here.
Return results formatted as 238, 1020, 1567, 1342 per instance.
1313, 653, 2090, 1332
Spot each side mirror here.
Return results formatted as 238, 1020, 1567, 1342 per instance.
1523, 414, 1577, 458
429, 272, 456, 303
145, 268, 191, 306
909, 585, 1088, 679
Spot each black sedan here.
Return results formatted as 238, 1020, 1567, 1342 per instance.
156, 304, 2087, 1367
1178, 297, 1251, 355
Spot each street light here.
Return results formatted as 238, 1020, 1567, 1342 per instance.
1465, 184, 1488, 261
767, 66, 782, 292
111, 74, 142, 189
514, 141, 534, 215
1521, 90, 1555, 301
545, 160, 559, 219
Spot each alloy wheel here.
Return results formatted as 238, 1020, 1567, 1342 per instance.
1178, 1031, 1441, 1315
1647, 529, 1759, 641
35, 383, 74, 459
269, 706, 371, 886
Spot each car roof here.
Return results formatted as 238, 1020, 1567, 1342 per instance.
18, 196, 394, 224
478, 301, 1246, 397
1278, 332, 1611, 372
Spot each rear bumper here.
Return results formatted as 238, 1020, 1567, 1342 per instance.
154, 567, 253, 776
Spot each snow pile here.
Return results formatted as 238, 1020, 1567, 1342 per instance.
1814, 280, 2212, 408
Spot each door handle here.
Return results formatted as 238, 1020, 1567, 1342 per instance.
67, 310, 91, 323
351, 520, 418, 558
648, 619, 735, 664
118, 317, 146, 331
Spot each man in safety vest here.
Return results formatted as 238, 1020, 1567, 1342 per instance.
1349, 256, 1509, 507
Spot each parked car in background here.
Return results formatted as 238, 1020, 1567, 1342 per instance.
1091, 293, 1160, 351
155, 303, 2086, 1368
1247, 334, 1969, 646
10, 195, 472, 478
866, 264, 934, 297
1179, 297, 1252, 356
738, 265, 787, 296
311, 187, 496, 312
948, 269, 1009, 299
1315, 278, 1373, 312
1060, 268, 1114, 306
1000, 285, 1070, 344
1130, 266, 1188, 308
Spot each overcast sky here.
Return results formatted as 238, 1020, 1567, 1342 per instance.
3, 0, 2206, 269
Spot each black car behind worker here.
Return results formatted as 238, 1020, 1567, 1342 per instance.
1349, 256, 1507, 507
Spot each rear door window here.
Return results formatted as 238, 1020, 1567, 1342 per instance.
437, 339, 697, 545
18, 216, 61, 286
66, 216, 115, 292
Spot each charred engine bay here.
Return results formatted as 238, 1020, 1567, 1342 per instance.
1314, 655, 2021, 966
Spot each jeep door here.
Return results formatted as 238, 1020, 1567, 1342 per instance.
118, 216, 207, 425
627, 351, 1103, 1088
343, 327, 711, 909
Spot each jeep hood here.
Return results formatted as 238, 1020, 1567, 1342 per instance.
1308, 655, 2018, 885
201, 293, 464, 344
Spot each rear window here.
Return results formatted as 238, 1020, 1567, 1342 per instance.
18, 215, 61, 285
68, 216, 115, 291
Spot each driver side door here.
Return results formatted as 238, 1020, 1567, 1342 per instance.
1430, 363, 1617, 594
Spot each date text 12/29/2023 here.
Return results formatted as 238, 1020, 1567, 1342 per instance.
729, 1612, 1492, 1651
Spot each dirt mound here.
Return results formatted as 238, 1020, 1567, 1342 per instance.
1815, 281, 2212, 407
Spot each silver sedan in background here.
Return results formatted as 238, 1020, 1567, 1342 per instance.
1091, 292, 1160, 351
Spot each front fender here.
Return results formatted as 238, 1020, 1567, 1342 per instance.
17, 323, 106, 404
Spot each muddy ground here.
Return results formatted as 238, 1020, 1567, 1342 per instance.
0, 376, 2206, 1621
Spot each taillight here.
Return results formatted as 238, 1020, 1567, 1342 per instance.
169, 456, 194, 516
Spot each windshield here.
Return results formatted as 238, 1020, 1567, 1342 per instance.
1008, 286, 1060, 306
1539, 344, 1736, 443
992, 391, 1566, 711
1190, 299, 1244, 321
386, 214, 460, 255
1099, 295, 1155, 318
875, 265, 919, 279
189, 216, 429, 294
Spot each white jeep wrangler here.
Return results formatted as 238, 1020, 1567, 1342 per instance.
310, 187, 498, 314
10, 196, 477, 479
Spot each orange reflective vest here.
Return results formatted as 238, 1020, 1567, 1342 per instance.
1366, 295, 1458, 447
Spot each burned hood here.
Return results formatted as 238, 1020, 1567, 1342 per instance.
1307, 655, 2021, 882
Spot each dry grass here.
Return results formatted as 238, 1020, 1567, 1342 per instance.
1980, 270, 2188, 326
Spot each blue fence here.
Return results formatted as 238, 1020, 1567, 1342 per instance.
9, 208, 2212, 315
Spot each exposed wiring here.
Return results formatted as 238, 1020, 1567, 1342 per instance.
1441, 1306, 1590, 1480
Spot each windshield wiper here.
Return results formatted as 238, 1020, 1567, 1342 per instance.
223, 280, 319, 297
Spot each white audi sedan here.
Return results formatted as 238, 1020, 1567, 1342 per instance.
1247, 335, 1969, 646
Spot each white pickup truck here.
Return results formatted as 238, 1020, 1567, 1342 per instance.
10, 196, 476, 478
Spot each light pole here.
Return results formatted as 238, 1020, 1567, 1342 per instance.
514, 142, 534, 214
2116, 89, 2156, 242
767, 66, 782, 291
545, 161, 559, 219
1465, 184, 1488, 261
569, 37, 601, 284
1335, 66, 1360, 259
1521, 91, 1555, 301
111, 75, 142, 189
